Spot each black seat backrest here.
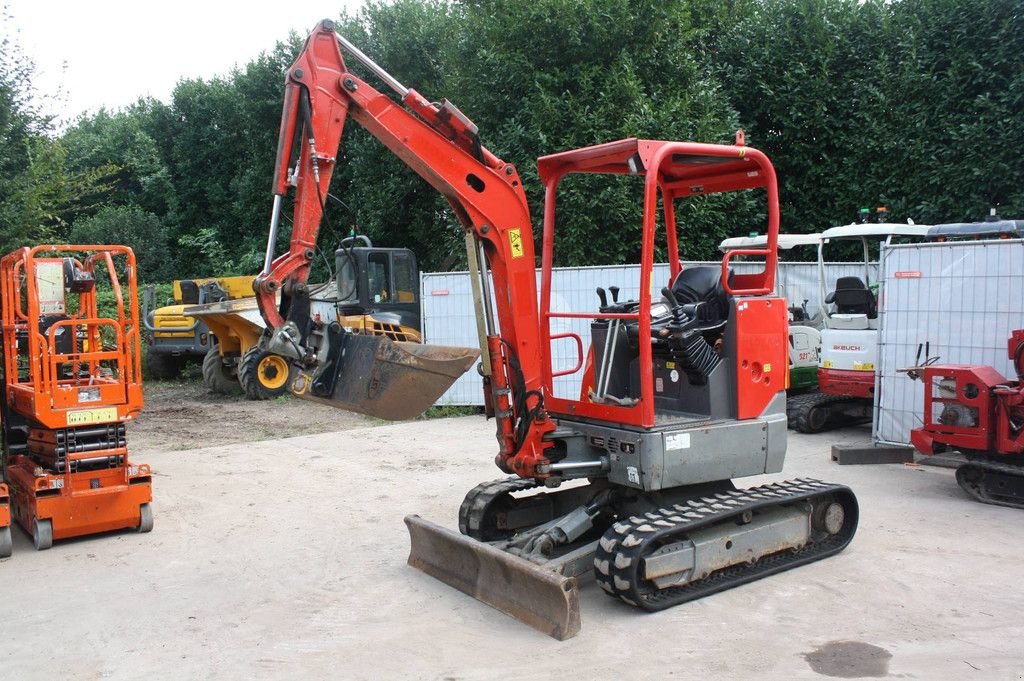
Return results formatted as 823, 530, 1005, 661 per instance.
179, 280, 201, 305
671, 266, 731, 323
831, 277, 877, 318
199, 281, 229, 304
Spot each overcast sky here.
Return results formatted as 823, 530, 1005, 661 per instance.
7, 0, 366, 125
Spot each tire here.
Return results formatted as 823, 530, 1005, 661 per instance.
0, 526, 11, 558
146, 351, 182, 380
202, 346, 242, 395
33, 517, 53, 551
137, 503, 154, 533
238, 346, 295, 400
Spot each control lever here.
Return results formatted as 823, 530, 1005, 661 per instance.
609, 286, 620, 303
661, 287, 679, 308
661, 287, 688, 325
596, 287, 608, 309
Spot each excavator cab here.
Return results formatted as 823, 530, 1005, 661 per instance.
535, 138, 789, 435
334, 236, 421, 343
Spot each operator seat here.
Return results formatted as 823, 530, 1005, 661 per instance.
670, 266, 731, 325
826, 277, 877, 318
663, 265, 732, 387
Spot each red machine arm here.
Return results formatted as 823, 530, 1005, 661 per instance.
254, 20, 555, 473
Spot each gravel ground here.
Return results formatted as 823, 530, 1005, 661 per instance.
2, 411, 1023, 680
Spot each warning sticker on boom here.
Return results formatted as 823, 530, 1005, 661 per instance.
508, 228, 524, 258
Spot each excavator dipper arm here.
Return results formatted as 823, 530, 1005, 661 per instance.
253, 20, 554, 468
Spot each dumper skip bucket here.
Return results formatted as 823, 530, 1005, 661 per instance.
291, 333, 480, 420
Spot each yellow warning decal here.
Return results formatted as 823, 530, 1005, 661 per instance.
509, 228, 524, 259
764, 363, 772, 373
67, 407, 117, 426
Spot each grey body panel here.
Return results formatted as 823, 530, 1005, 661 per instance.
554, 402, 786, 491
552, 294, 788, 492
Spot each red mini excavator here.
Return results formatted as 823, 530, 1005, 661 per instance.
908, 329, 1024, 509
253, 21, 859, 640
1, 245, 153, 552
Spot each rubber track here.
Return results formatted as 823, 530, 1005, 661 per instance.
956, 459, 1024, 510
787, 392, 867, 433
593, 478, 858, 611
458, 477, 540, 539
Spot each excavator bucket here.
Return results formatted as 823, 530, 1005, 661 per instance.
405, 515, 582, 640
292, 334, 479, 420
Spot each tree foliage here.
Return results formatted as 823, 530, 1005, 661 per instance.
69, 205, 173, 281
717, 0, 1024, 227
1, 0, 1021, 280
0, 15, 116, 253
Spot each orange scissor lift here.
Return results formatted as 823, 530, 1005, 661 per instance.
0, 482, 10, 557
0, 245, 152, 552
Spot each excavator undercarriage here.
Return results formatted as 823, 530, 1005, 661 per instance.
408, 476, 857, 639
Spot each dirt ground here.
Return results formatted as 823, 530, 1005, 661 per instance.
3, 393, 1024, 679
129, 379, 377, 455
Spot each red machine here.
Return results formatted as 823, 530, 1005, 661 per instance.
0, 482, 10, 557
254, 20, 858, 639
1, 245, 153, 552
909, 329, 1024, 508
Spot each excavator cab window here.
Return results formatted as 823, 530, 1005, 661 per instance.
367, 252, 391, 303
336, 254, 359, 304
393, 252, 417, 304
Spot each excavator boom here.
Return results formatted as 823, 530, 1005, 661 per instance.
253, 21, 480, 420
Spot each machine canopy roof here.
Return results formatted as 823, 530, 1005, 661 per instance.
537, 138, 770, 198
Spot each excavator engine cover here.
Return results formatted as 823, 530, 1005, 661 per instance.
292, 332, 479, 420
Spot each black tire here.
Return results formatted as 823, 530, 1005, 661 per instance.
145, 351, 182, 380
0, 525, 11, 559
202, 346, 241, 395
137, 503, 154, 533
238, 346, 295, 400
33, 517, 53, 551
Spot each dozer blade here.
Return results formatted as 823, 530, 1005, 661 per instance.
404, 515, 582, 641
292, 334, 480, 420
